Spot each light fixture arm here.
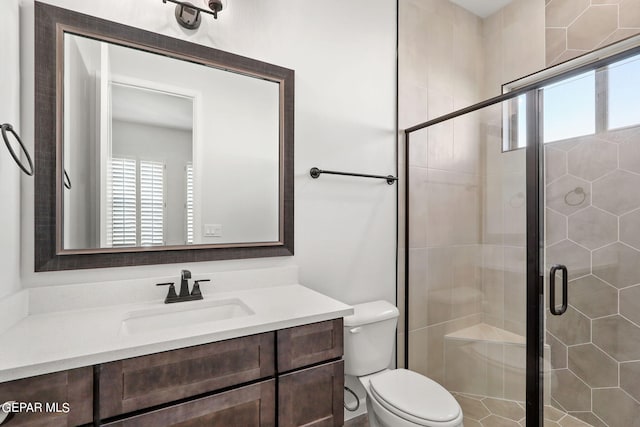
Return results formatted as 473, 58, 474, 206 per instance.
162, 0, 220, 21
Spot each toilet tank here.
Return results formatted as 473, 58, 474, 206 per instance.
343, 300, 399, 377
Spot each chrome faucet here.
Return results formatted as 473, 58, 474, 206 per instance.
156, 269, 210, 304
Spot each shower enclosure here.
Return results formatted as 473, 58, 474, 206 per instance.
404, 41, 640, 427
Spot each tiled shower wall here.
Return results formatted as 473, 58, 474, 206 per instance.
399, 0, 485, 383
542, 2, 640, 426
545, 130, 640, 427
545, 0, 640, 67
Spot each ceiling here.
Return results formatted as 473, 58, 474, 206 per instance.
449, 0, 515, 18
111, 83, 193, 131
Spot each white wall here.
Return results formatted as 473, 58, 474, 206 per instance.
63, 35, 99, 249
19, 0, 397, 308
0, 0, 22, 299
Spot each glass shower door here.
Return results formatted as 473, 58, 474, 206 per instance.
405, 93, 538, 426
542, 52, 640, 427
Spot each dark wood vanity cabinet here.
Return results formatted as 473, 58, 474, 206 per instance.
98, 332, 275, 419
278, 361, 344, 427
102, 380, 276, 427
0, 367, 93, 427
0, 319, 344, 427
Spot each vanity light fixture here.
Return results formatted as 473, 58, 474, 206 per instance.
162, 0, 224, 30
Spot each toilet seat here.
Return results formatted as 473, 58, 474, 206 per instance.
368, 369, 461, 426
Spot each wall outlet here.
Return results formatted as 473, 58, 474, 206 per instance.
204, 224, 222, 237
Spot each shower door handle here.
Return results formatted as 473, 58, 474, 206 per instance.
549, 264, 568, 315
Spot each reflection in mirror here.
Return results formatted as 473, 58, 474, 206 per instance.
62, 33, 280, 251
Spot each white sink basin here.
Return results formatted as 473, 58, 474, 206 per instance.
121, 298, 254, 335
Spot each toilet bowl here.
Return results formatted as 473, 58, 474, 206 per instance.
343, 301, 463, 427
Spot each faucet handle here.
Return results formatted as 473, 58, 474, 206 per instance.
191, 279, 210, 297
157, 282, 178, 301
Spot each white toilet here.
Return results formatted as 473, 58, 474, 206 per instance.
344, 300, 463, 427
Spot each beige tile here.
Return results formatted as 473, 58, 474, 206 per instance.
593, 315, 640, 361
546, 307, 590, 346
620, 138, 640, 175
558, 414, 595, 426
480, 414, 521, 427
620, 0, 640, 28
567, 5, 618, 50
547, 175, 591, 215
568, 343, 618, 387
454, 394, 490, 421
398, 83, 427, 131
593, 170, 640, 215
408, 167, 428, 248
424, 323, 446, 383
620, 284, 640, 326
408, 248, 428, 330
550, 369, 591, 412
545, 0, 589, 27
620, 361, 640, 402
568, 275, 618, 319
549, 49, 589, 66
408, 327, 429, 376
546, 209, 567, 246
487, 342, 505, 399
545, 146, 568, 184
593, 243, 640, 289
568, 206, 617, 250
593, 387, 640, 427
546, 28, 567, 66
544, 405, 566, 421
464, 418, 483, 427
620, 209, 640, 250
545, 240, 591, 281
546, 332, 568, 369
482, 245, 505, 326
426, 248, 453, 325
567, 137, 617, 181
566, 412, 608, 427
444, 339, 488, 395
425, 169, 480, 247
482, 397, 525, 421
504, 345, 526, 401
597, 29, 640, 48
452, 114, 481, 175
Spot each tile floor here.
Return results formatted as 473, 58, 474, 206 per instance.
344, 394, 596, 426
453, 393, 593, 426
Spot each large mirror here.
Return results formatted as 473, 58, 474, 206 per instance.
35, 2, 294, 271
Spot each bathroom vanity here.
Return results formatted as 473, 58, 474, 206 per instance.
0, 281, 352, 426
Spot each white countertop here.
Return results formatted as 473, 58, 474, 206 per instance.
0, 284, 353, 383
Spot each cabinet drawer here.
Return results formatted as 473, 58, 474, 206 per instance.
99, 332, 274, 419
278, 360, 344, 427
0, 367, 93, 427
102, 379, 275, 427
277, 319, 343, 372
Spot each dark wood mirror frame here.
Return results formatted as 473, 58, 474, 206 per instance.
34, 2, 294, 272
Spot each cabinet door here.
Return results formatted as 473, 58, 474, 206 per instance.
102, 380, 275, 427
278, 360, 344, 427
277, 319, 343, 372
99, 332, 274, 419
0, 367, 93, 427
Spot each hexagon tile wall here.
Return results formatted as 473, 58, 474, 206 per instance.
545, 126, 640, 427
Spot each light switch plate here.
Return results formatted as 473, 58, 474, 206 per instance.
204, 224, 222, 237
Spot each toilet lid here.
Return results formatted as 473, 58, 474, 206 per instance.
369, 369, 461, 425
